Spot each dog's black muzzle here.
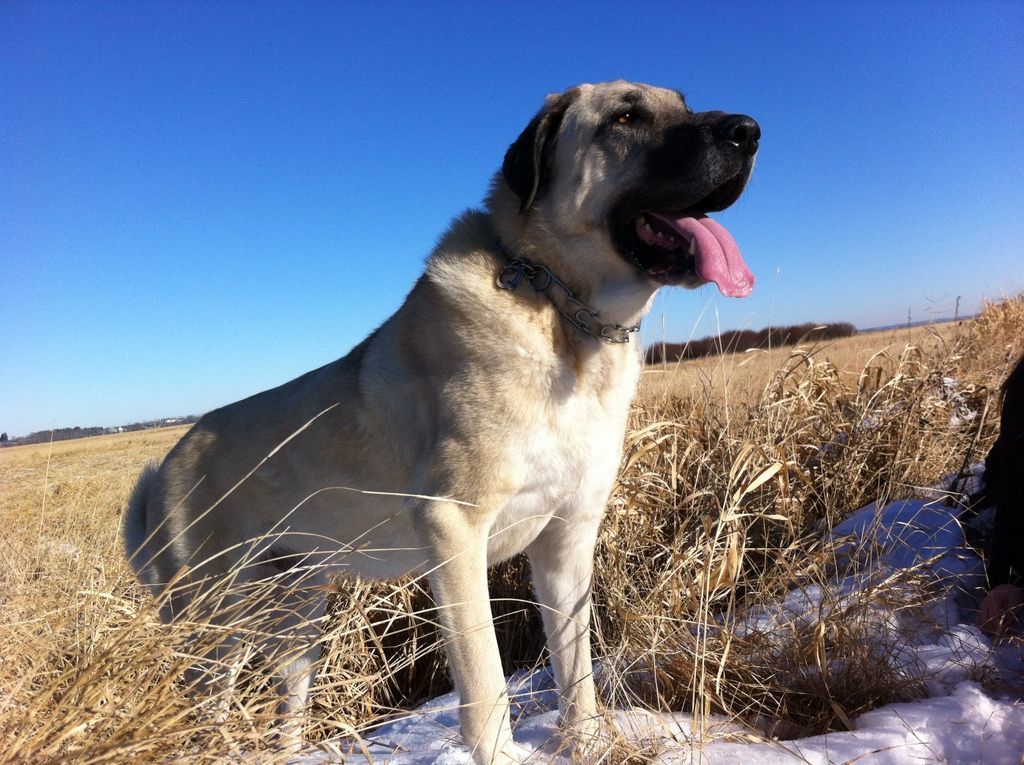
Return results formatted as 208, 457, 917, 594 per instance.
636, 111, 760, 214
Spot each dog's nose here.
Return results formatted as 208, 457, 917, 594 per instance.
716, 114, 760, 156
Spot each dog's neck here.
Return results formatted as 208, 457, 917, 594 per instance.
495, 243, 640, 344
488, 185, 660, 336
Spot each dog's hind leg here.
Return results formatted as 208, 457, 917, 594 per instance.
182, 633, 244, 725
267, 598, 326, 743
247, 557, 330, 745
154, 569, 248, 725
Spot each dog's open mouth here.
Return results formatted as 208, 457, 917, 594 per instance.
613, 178, 755, 297
630, 211, 753, 297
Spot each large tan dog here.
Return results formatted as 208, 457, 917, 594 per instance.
124, 80, 759, 763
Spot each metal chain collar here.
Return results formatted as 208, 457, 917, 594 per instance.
495, 250, 639, 344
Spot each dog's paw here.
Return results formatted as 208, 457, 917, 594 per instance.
461, 735, 533, 765
473, 739, 533, 765
562, 714, 623, 762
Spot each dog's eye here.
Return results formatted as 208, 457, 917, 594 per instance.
613, 109, 647, 127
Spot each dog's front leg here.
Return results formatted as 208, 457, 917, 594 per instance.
526, 517, 602, 752
419, 502, 519, 765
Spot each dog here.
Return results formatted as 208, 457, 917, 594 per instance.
123, 80, 759, 764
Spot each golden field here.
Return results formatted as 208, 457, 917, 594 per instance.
1, 297, 1022, 763
638, 322, 961, 407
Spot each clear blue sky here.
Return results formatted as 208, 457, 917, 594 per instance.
3, 1, 1022, 437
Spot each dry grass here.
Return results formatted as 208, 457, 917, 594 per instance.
2, 296, 1022, 763
639, 321, 961, 408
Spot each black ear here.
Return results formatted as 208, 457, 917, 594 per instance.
502, 91, 575, 214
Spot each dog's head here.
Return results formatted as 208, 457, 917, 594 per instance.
502, 81, 758, 297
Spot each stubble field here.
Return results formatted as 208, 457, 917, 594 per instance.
2, 296, 1021, 763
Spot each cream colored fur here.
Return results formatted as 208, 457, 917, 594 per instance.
124, 81, 752, 764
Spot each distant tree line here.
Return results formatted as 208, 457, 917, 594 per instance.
645, 322, 856, 364
1, 416, 200, 447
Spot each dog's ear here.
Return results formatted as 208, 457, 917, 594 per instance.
502, 90, 575, 214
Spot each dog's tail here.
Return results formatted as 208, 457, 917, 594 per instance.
123, 460, 161, 586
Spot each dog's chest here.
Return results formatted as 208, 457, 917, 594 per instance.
485, 351, 638, 562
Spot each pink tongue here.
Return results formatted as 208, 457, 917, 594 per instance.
656, 214, 754, 297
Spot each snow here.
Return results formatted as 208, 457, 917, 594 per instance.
291, 477, 1023, 764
